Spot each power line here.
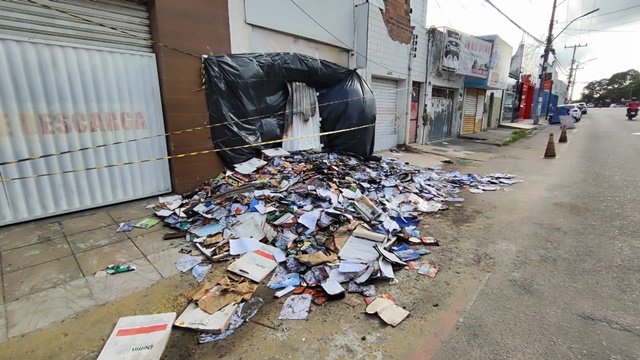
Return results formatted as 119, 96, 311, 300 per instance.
483, 0, 544, 45
289, 0, 404, 74
557, 4, 640, 23
433, 0, 455, 28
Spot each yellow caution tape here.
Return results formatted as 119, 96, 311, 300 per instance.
0, 124, 375, 183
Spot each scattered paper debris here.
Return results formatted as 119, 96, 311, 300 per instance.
279, 294, 312, 320
97, 312, 176, 360
365, 297, 409, 327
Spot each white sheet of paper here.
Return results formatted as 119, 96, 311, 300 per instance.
155, 209, 173, 217
339, 261, 367, 273
97, 312, 176, 360
275, 285, 296, 298
379, 258, 395, 279
194, 222, 226, 237
321, 279, 345, 295
298, 210, 320, 230
338, 236, 379, 262
278, 294, 312, 320
229, 238, 261, 255
231, 217, 266, 239
159, 195, 181, 204
329, 268, 351, 283
254, 203, 267, 214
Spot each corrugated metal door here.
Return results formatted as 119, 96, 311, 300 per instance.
0, 0, 151, 52
372, 77, 398, 151
462, 88, 478, 135
475, 89, 486, 132
0, 0, 170, 226
428, 87, 454, 141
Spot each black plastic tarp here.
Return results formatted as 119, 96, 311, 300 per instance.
203, 53, 376, 167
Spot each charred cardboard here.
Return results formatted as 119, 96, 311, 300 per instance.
175, 302, 238, 334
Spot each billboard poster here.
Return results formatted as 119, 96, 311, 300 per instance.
442, 29, 492, 78
486, 36, 513, 89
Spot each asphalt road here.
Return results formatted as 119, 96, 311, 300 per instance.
433, 108, 640, 359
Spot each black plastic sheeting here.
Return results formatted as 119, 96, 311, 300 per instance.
203, 53, 376, 167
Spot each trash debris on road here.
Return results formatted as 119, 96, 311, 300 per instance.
279, 294, 312, 320
116, 222, 134, 233
97, 312, 176, 360
365, 294, 410, 327
147, 151, 518, 342
104, 264, 136, 275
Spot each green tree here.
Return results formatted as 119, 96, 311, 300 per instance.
581, 69, 640, 103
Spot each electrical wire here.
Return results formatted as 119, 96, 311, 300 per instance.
289, 0, 410, 75
483, 0, 544, 45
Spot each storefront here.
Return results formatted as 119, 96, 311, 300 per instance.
0, 0, 171, 225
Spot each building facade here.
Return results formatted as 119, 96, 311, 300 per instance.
357, 0, 428, 150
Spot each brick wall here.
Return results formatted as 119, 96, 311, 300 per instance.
380, 0, 414, 44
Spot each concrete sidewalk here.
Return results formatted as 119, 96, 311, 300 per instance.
0, 199, 185, 342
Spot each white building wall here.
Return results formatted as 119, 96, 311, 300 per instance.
228, 0, 350, 67
360, 0, 428, 148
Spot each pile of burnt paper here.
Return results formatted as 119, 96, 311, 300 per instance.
154, 150, 518, 338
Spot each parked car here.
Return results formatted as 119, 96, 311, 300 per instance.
557, 104, 582, 121
610, 103, 626, 108
574, 102, 588, 114
587, 103, 594, 108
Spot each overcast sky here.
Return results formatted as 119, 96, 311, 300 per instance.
425, 0, 640, 100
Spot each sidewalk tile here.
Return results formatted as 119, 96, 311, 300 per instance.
75, 240, 144, 276
2, 238, 72, 274
60, 212, 114, 236
131, 230, 183, 257
6, 278, 95, 338
67, 227, 128, 254
0, 308, 6, 344
0, 222, 64, 253
146, 247, 186, 278
87, 258, 161, 305
3, 256, 83, 302
125, 217, 166, 239
107, 201, 156, 223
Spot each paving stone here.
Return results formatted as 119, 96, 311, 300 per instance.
87, 258, 162, 305
107, 200, 157, 223
146, 247, 188, 278
1, 238, 72, 274
0, 222, 64, 252
75, 240, 144, 276
6, 278, 95, 338
130, 230, 184, 257
60, 212, 114, 236
3, 256, 83, 302
0, 308, 6, 344
67, 226, 129, 254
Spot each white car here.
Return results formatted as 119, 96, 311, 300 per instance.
557, 104, 582, 121
610, 103, 626, 108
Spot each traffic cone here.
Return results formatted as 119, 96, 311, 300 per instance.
558, 126, 568, 143
544, 133, 556, 158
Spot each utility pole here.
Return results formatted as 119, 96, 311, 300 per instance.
569, 65, 583, 102
533, 0, 557, 125
564, 44, 587, 103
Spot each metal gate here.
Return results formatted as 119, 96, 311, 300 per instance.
371, 77, 399, 151
0, 0, 170, 226
428, 87, 454, 141
462, 88, 486, 134
462, 88, 478, 135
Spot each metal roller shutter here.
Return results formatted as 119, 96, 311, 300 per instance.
462, 88, 477, 135
475, 89, 486, 133
0, 0, 151, 52
371, 77, 399, 151
0, 0, 170, 226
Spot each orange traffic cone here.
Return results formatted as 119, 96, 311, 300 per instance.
544, 133, 556, 158
558, 125, 568, 143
